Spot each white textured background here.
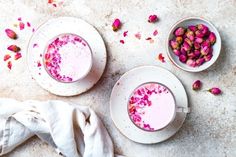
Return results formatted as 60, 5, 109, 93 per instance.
0, 0, 235, 157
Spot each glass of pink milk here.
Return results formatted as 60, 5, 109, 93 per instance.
128, 82, 181, 131
44, 33, 92, 83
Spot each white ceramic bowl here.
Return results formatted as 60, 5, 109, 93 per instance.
166, 17, 221, 72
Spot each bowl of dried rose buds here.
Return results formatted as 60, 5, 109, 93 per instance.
166, 17, 221, 72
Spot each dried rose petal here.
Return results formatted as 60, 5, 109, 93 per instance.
17, 17, 22, 21
7, 45, 21, 52
153, 29, 158, 36
7, 61, 12, 70
112, 18, 121, 31
192, 80, 202, 90
120, 40, 125, 44
208, 32, 216, 45
123, 31, 128, 37
208, 87, 221, 95
174, 27, 185, 36
158, 53, 165, 63
4, 54, 11, 61
14, 53, 22, 60
27, 22, 31, 27
148, 15, 158, 23
5, 29, 17, 39
37, 61, 42, 67
33, 43, 38, 48
19, 22, 25, 30
134, 32, 141, 40
179, 55, 187, 63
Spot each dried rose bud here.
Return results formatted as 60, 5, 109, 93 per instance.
208, 32, 216, 45
196, 58, 205, 66
182, 42, 191, 51
179, 54, 187, 63
195, 37, 204, 43
148, 15, 158, 23
112, 19, 121, 31
176, 36, 183, 44
204, 54, 213, 61
201, 46, 210, 56
194, 50, 201, 57
173, 49, 181, 56
194, 41, 201, 50
5, 29, 17, 39
174, 27, 185, 36
170, 40, 179, 49
188, 25, 197, 32
201, 40, 211, 48
201, 27, 209, 37
197, 24, 208, 30
180, 46, 187, 55
186, 59, 196, 67
195, 30, 204, 38
208, 87, 221, 95
185, 30, 195, 41
192, 80, 202, 90
184, 38, 193, 47
188, 52, 195, 59
7, 45, 21, 52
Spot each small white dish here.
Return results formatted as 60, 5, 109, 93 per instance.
27, 17, 106, 96
166, 17, 221, 72
110, 66, 190, 144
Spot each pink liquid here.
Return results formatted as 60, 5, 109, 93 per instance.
128, 83, 175, 131
44, 34, 92, 83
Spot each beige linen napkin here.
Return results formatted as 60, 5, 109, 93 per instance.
0, 98, 123, 157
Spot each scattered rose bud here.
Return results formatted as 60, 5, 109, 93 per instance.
148, 15, 158, 23
5, 29, 17, 39
158, 53, 165, 63
208, 32, 216, 45
112, 18, 121, 31
208, 87, 221, 95
7, 61, 12, 70
4, 54, 11, 61
14, 52, 22, 60
120, 40, 125, 44
179, 55, 187, 63
174, 27, 185, 36
7, 45, 21, 52
192, 80, 202, 90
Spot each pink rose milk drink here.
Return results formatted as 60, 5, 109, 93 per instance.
44, 34, 92, 83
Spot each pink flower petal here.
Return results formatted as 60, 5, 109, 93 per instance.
157, 53, 165, 63
17, 17, 22, 21
120, 40, 125, 44
134, 32, 141, 40
14, 53, 22, 60
7, 61, 12, 70
19, 22, 25, 30
33, 43, 38, 48
27, 22, 31, 27
4, 54, 11, 61
37, 61, 42, 67
123, 31, 128, 37
153, 29, 158, 36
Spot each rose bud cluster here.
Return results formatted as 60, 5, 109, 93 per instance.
169, 24, 216, 67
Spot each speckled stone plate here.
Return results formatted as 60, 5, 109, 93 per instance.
27, 17, 106, 96
110, 66, 190, 144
